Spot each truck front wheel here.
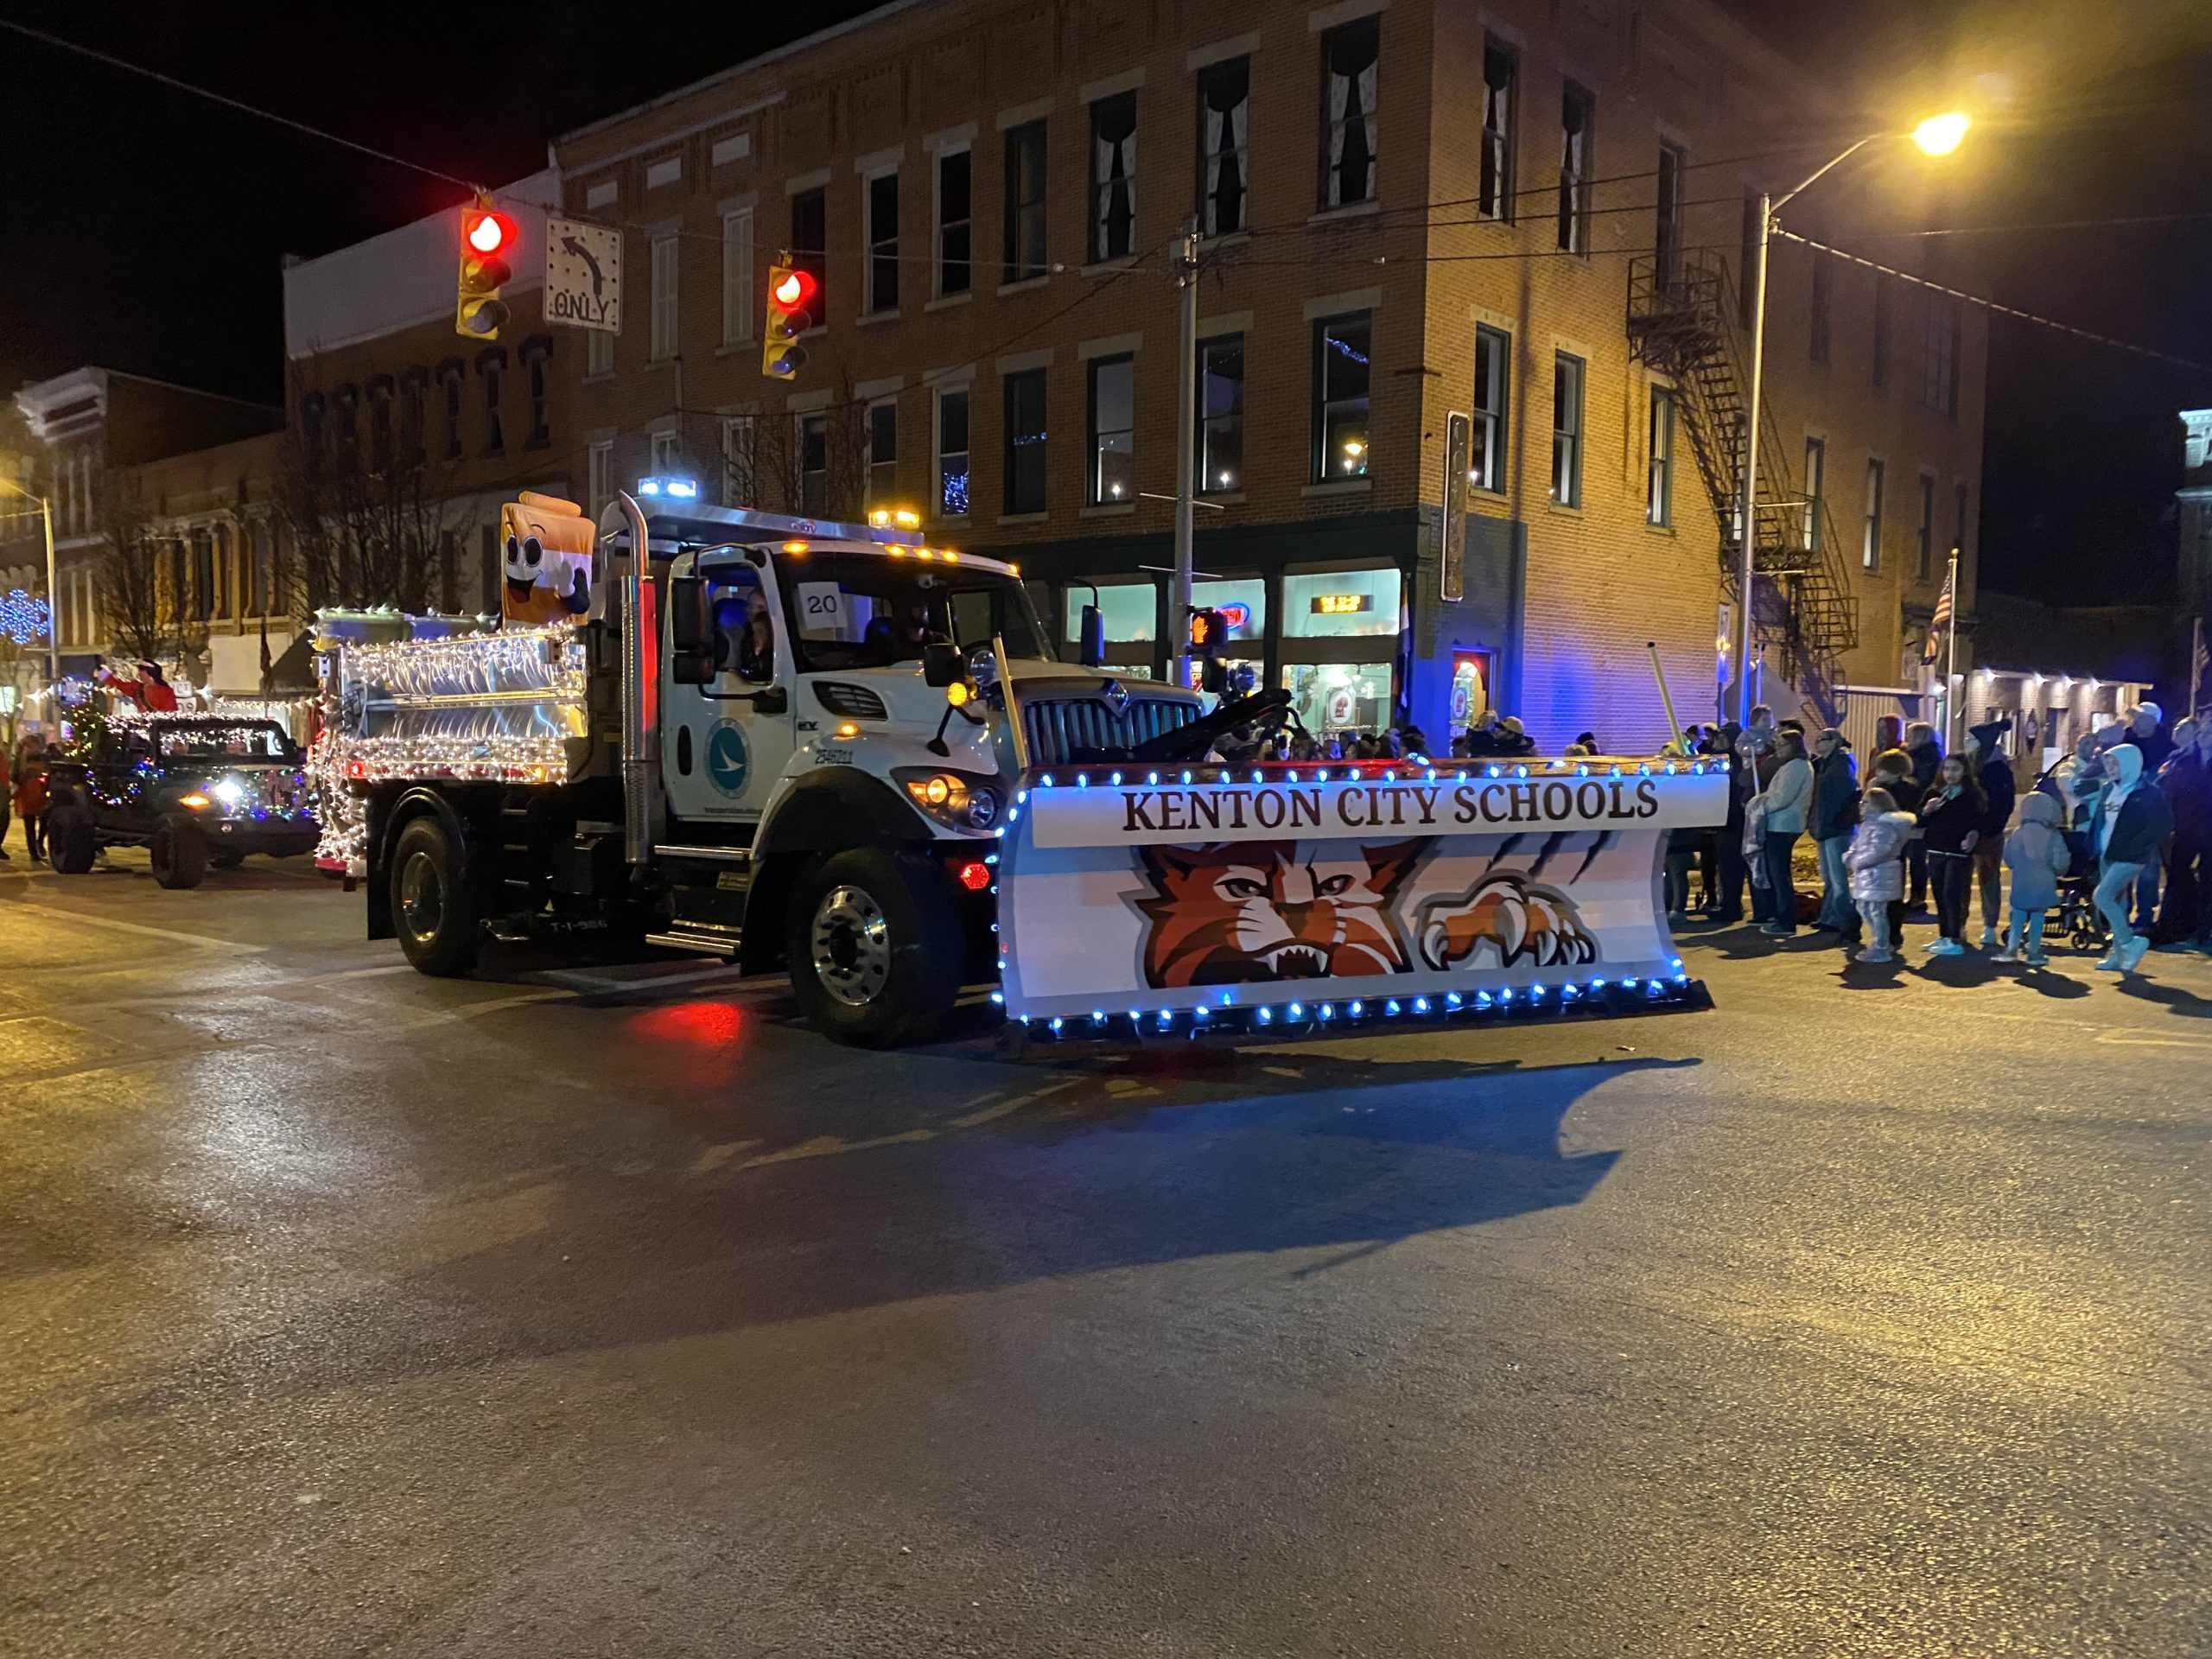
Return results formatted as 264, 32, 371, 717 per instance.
390, 817, 480, 977
786, 849, 962, 1048
45, 802, 95, 874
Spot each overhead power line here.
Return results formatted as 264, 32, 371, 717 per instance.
0, 15, 481, 194
1777, 228, 2212, 378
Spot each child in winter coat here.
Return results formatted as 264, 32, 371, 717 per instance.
1997, 791, 2071, 966
1843, 785, 1915, 963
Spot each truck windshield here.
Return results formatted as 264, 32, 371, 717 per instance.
774, 550, 1052, 673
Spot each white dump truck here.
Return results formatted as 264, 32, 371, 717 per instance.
318, 490, 1725, 1048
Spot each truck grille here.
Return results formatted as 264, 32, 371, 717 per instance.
1021, 695, 1198, 766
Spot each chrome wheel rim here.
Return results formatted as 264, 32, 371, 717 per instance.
398, 851, 444, 946
810, 884, 892, 1007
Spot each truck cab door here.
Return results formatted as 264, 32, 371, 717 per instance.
106, 729, 155, 830
662, 548, 798, 829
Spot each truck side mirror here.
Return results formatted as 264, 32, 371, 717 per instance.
666, 575, 716, 685
1078, 604, 1106, 669
920, 643, 963, 688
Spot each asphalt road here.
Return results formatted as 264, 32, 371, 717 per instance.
2, 834, 2207, 1658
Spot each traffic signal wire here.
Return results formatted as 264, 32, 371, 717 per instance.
0, 15, 484, 195
1774, 227, 2212, 378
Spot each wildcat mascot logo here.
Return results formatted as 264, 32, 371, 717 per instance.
1135, 841, 1424, 987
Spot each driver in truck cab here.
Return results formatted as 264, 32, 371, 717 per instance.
712, 582, 777, 683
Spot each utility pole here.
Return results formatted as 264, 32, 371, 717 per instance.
1732, 192, 1770, 728
1172, 215, 1199, 691
1944, 546, 1961, 748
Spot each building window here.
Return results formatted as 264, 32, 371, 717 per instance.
937, 387, 971, 517
1002, 121, 1048, 283
478, 354, 505, 457
720, 415, 755, 506
865, 168, 899, 314
1647, 386, 1675, 526
1655, 143, 1684, 288
1087, 353, 1135, 504
651, 430, 681, 475
1311, 311, 1372, 481
587, 322, 614, 378
791, 185, 828, 309
649, 234, 678, 361
1471, 324, 1510, 493
1738, 189, 1762, 327
1479, 41, 1516, 221
797, 415, 829, 514
1802, 435, 1826, 551
400, 370, 427, 463
721, 207, 753, 346
867, 398, 897, 506
1551, 352, 1585, 506
1916, 471, 1936, 580
368, 381, 393, 474
1872, 275, 1891, 389
935, 147, 971, 296
522, 342, 551, 448
1319, 16, 1379, 209
1557, 84, 1592, 254
1862, 457, 1885, 571
438, 366, 463, 461
1922, 296, 1961, 416
1002, 367, 1048, 514
1197, 334, 1244, 494
1090, 92, 1137, 263
1809, 251, 1831, 362
588, 441, 613, 521
1197, 56, 1249, 238
335, 385, 359, 447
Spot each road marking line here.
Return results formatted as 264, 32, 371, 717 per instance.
8, 903, 267, 953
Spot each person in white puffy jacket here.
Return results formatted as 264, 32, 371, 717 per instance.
1844, 785, 1916, 963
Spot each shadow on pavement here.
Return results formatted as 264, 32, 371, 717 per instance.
115, 1048, 1695, 1411
2117, 978, 2212, 1019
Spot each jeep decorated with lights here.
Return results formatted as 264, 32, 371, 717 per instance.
43, 715, 319, 888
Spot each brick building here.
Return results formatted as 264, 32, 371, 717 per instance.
6, 367, 280, 685
550, 0, 1986, 750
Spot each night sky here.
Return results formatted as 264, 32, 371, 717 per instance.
3, 0, 2209, 610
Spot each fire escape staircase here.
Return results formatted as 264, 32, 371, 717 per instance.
1626, 252, 1859, 725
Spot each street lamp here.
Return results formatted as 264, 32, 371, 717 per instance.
0, 476, 59, 686
1732, 112, 1971, 723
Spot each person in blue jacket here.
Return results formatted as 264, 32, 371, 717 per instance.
2087, 742, 2175, 974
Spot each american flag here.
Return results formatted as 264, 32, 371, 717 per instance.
1923, 563, 1956, 665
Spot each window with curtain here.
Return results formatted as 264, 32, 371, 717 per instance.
1090, 92, 1136, 262
1551, 353, 1584, 506
650, 235, 678, 360
1647, 386, 1675, 526
1802, 435, 1826, 550
721, 208, 753, 346
1862, 458, 1885, 570
1479, 41, 1516, 220
1197, 56, 1248, 237
1557, 84, 1592, 253
1320, 16, 1379, 208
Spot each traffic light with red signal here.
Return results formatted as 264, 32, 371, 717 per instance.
761, 259, 819, 379
456, 201, 517, 340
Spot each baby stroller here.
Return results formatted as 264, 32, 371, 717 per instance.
2056, 872, 2108, 954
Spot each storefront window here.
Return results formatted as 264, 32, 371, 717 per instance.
1062, 580, 1156, 644
1283, 663, 1392, 736
1192, 577, 1266, 647
1281, 569, 1401, 638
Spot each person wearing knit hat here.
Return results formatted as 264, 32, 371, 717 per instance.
1967, 718, 2016, 948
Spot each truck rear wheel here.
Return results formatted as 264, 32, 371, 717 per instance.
150, 820, 207, 889
786, 848, 962, 1048
46, 802, 95, 874
390, 817, 480, 976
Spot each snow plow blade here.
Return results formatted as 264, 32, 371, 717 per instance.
993, 756, 1728, 1040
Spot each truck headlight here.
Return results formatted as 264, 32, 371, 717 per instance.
211, 776, 250, 811
895, 769, 1001, 830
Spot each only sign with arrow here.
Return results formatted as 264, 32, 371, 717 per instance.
543, 214, 623, 334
